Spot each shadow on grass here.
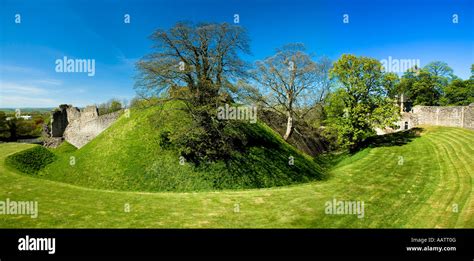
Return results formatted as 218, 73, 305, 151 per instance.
356, 127, 423, 152
314, 128, 423, 171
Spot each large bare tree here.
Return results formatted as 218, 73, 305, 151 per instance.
135, 22, 250, 108
250, 43, 330, 141
134, 22, 251, 163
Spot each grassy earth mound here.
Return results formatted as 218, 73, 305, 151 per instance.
5, 146, 56, 174
35, 101, 324, 192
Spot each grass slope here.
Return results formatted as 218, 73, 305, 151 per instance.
0, 126, 472, 228
36, 101, 323, 192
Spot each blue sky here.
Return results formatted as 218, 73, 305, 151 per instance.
0, 0, 473, 108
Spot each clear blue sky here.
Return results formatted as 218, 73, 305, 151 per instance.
1, 0, 473, 108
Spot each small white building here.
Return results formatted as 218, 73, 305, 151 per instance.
20, 115, 32, 120
5, 115, 32, 121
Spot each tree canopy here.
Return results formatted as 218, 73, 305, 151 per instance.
326, 54, 400, 149
135, 22, 250, 107
249, 43, 331, 140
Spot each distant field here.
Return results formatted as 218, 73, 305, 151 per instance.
0, 108, 54, 113
0, 126, 472, 228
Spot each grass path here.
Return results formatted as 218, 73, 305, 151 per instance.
0, 126, 472, 228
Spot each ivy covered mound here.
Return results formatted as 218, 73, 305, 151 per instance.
6, 146, 56, 175
16, 101, 324, 192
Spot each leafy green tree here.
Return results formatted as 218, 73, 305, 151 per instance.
439, 79, 474, 106
382, 72, 400, 99
424, 61, 454, 79
326, 54, 399, 150
135, 22, 250, 109
110, 99, 122, 112
398, 69, 440, 106
0, 112, 9, 139
98, 99, 123, 115
423, 61, 454, 97
6, 118, 18, 140
135, 22, 251, 163
408, 70, 441, 105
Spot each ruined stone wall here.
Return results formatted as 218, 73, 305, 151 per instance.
382, 104, 474, 135
462, 105, 474, 129
50, 105, 70, 137
411, 105, 474, 130
63, 106, 121, 148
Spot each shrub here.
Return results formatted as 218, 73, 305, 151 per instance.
6, 146, 56, 174
159, 130, 172, 149
97, 98, 123, 115
173, 119, 249, 165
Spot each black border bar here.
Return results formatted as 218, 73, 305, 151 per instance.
0, 229, 472, 259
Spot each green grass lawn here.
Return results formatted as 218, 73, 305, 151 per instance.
0, 126, 472, 228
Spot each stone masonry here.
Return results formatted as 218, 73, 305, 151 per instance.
50, 104, 121, 148
410, 105, 474, 130
50, 104, 70, 137
376, 101, 474, 135
393, 104, 474, 133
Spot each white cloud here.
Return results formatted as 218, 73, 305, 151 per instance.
31, 79, 63, 86
0, 82, 60, 107
0, 65, 41, 75
0, 82, 48, 95
0, 96, 58, 108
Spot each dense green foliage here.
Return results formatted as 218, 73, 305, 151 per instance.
322, 59, 472, 151
325, 54, 400, 149
97, 98, 123, 115
398, 69, 442, 106
5, 146, 56, 174
0, 112, 8, 139
396, 62, 473, 106
0, 111, 49, 141
439, 78, 474, 106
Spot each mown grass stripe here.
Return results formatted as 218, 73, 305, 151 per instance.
426, 132, 472, 227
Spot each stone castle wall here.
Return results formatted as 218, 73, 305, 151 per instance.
464, 105, 474, 129
50, 105, 70, 137
50, 104, 121, 148
377, 104, 474, 135
63, 106, 121, 148
411, 105, 474, 130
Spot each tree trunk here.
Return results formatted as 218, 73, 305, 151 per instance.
283, 111, 293, 141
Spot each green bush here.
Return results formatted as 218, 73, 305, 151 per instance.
6, 146, 56, 174
159, 130, 172, 149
